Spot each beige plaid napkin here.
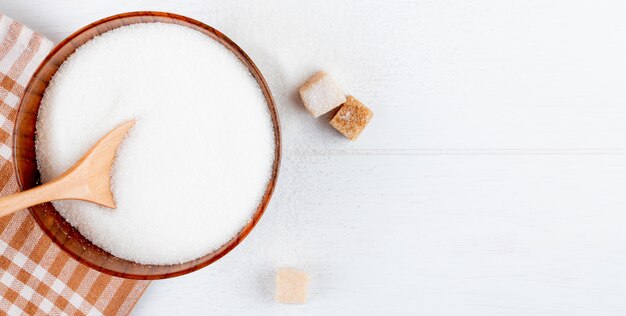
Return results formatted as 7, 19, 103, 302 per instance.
0, 14, 150, 315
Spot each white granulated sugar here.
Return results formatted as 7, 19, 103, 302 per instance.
35, 23, 275, 265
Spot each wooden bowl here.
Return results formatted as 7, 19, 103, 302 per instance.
13, 12, 281, 280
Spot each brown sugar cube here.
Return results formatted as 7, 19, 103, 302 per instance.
275, 268, 310, 304
299, 71, 346, 117
330, 96, 373, 140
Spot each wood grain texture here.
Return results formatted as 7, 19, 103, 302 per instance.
13, 11, 281, 280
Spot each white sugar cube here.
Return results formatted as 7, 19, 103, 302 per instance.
299, 71, 346, 117
275, 268, 310, 304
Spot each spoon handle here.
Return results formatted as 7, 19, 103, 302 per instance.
0, 179, 65, 217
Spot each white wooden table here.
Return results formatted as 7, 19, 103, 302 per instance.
2, 1, 626, 314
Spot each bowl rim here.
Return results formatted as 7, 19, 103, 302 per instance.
13, 11, 281, 279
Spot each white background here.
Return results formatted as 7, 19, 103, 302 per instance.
2, 1, 626, 315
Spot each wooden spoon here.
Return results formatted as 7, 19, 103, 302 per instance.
0, 120, 135, 217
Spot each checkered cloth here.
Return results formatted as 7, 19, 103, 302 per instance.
0, 14, 150, 315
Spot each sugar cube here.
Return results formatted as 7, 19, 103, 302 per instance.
330, 96, 373, 140
299, 71, 346, 117
275, 268, 310, 304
